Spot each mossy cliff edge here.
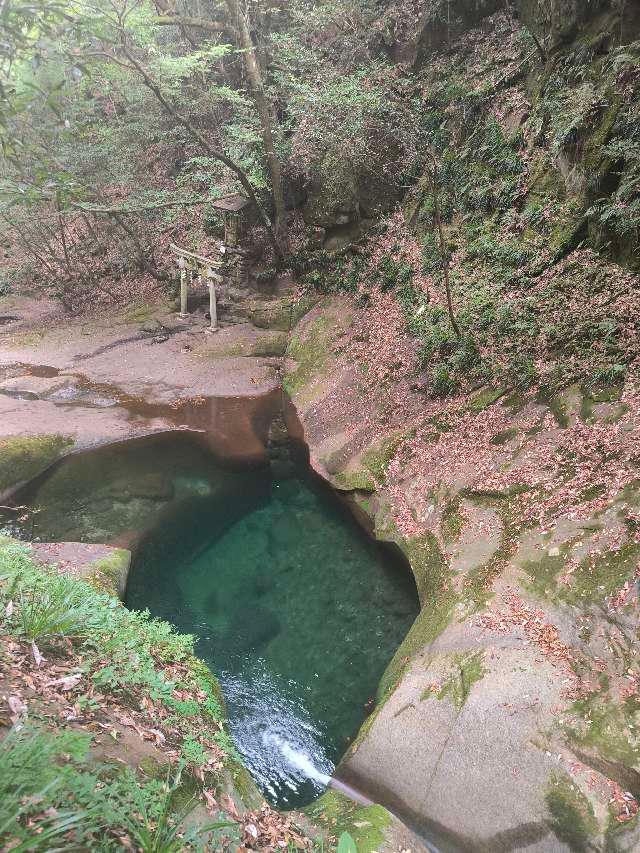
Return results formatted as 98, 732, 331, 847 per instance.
281, 5, 640, 848
285, 292, 640, 851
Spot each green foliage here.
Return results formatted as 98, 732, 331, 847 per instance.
0, 725, 230, 852
0, 536, 228, 756
298, 250, 366, 294
337, 831, 358, 853
17, 578, 90, 641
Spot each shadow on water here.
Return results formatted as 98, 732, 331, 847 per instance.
3, 390, 420, 811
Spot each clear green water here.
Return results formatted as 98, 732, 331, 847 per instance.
126, 458, 419, 808
3, 427, 419, 809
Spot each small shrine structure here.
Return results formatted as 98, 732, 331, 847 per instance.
168, 194, 252, 330
209, 193, 252, 247
169, 243, 224, 333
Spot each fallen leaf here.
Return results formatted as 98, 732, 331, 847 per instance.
47, 673, 82, 691
31, 641, 44, 668
8, 694, 27, 718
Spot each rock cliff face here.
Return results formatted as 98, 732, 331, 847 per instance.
284, 297, 640, 852
281, 2, 640, 847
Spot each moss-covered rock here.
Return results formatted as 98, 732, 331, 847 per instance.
433, 650, 486, 711
332, 432, 406, 493
333, 469, 376, 492
284, 311, 336, 401
88, 548, 131, 598
374, 510, 456, 699
522, 541, 640, 606
0, 434, 73, 494
246, 293, 319, 331
545, 771, 598, 851
201, 330, 288, 359
305, 789, 391, 853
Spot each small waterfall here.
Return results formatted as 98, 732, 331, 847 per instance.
273, 736, 331, 787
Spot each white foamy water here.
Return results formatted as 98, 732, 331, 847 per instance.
266, 733, 331, 786
220, 660, 334, 805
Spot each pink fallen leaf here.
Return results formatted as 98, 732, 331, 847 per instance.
5, 600, 14, 617
8, 694, 27, 718
31, 641, 44, 668
203, 789, 218, 815
221, 793, 240, 820
47, 673, 82, 691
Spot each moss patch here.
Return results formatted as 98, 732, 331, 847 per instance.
247, 293, 319, 331
305, 789, 391, 853
284, 312, 335, 400
490, 427, 518, 446
440, 496, 464, 544
468, 387, 505, 414
523, 542, 640, 606
375, 517, 456, 701
334, 432, 407, 493
0, 434, 73, 493
201, 331, 288, 359
461, 499, 518, 613
545, 772, 598, 852
431, 651, 486, 711
333, 469, 376, 492
564, 696, 640, 766
360, 432, 405, 484
88, 548, 131, 598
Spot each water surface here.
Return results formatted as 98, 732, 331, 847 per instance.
126, 463, 419, 807
2, 407, 419, 808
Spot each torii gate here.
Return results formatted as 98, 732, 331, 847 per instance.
170, 243, 225, 333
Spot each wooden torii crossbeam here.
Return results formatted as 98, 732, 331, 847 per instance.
170, 243, 224, 333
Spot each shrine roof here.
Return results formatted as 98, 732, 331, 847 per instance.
210, 193, 251, 212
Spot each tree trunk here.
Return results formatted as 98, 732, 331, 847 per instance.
427, 153, 461, 339
223, 0, 288, 251
117, 46, 282, 256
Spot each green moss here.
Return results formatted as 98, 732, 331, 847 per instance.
522, 548, 569, 600
202, 331, 288, 359
250, 332, 288, 358
468, 387, 504, 414
490, 427, 518, 446
354, 494, 373, 515
349, 703, 382, 752
582, 97, 623, 176
440, 496, 463, 544
570, 543, 640, 604
359, 431, 405, 484
371, 507, 456, 701
0, 434, 73, 492
580, 385, 623, 423
431, 651, 486, 711
121, 302, 159, 324
546, 772, 598, 852
462, 500, 518, 613
248, 293, 319, 331
579, 483, 607, 502
305, 790, 391, 853
333, 469, 376, 492
284, 313, 334, 400
525, 540, 640, 607
536, 388, 570, 428
501, 391, 526, 415
88, 549, 130, 598
564, 697, 640, 766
